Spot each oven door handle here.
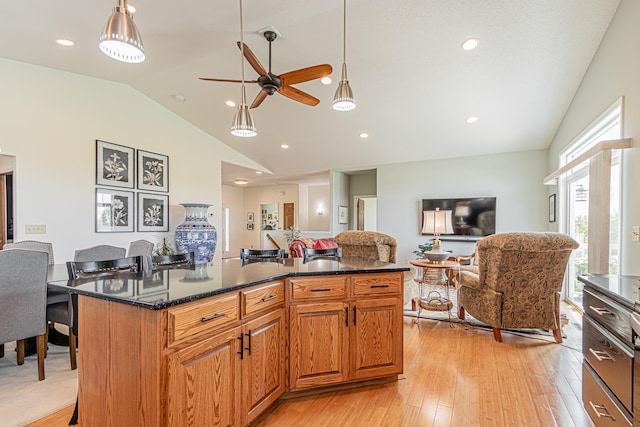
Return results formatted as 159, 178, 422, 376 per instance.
630, 313, 640, 349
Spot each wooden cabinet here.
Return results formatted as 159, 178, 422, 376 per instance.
167, 326, 243, 427
288, 272, 403, 391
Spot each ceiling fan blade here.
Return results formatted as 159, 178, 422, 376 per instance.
250, 90, 268, 109
236, 41, 269, 78
279, 64, 333, 86
278, 86, 320, 107
198, 77, 258, 83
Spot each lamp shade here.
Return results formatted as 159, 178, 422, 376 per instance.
99, 2, 145, 63
230, 104, 257, 137
421, 209, 454, 235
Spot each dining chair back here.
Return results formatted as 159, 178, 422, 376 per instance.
126, 239, 154, 271
73, 245, 126, 262
0, 249, 49, 380
66, 255, 143, 279
240, 248, 285, 265
152, 252, 195, 268
3, 240, 55, 265
302, 247, 343, 262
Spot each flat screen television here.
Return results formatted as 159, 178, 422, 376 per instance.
421, 197, 496, 239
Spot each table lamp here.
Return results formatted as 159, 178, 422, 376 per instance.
421, 208, 453, 263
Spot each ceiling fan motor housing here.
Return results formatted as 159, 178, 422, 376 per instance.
258, 73, 281, 95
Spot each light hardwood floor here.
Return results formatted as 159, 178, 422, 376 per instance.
28, 306, 592, 427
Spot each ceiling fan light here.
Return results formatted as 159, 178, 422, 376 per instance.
99, 1, 145, 63
333, 79, 356, 111
231, 104, 257, 137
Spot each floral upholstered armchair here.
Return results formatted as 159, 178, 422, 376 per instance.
457, 232, 579, 343
334, 231, 397, 263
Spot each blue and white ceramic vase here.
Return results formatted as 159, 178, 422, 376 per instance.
175, 203, 217, 263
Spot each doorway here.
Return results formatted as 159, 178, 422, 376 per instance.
355, 196, 377, 231
283, 203, 295, 230
0, 155, 15, 248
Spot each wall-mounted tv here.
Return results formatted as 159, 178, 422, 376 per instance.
421, 197, 496, 239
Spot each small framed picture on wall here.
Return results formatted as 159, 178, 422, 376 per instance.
96, 140, 135, 188
137, 192, 169, 232
549, 194, 556, 223
95, 188, 134, 232
137, 150, 169, 192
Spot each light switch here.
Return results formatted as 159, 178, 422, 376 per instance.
25, 224, 46, 234
632, 225, 639, 242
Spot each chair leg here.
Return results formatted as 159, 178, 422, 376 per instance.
552, 328, 563, 343
458, 305, 466, 320
492, 327, 503, 342
68, 397, 79, 425
16, 339, 25, 365
69, 329, 77, 370
37, 334, 46, 381
0, 343, 4, 358
44, 325, 49, 358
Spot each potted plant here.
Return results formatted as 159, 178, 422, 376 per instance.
283, 227, 301, 246
154, 236, 176, 257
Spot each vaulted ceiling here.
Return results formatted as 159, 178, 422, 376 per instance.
0, 0, 621, 186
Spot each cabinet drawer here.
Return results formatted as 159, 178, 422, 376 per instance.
582, 363, 632, 426
241, 281, 285, 317
168, 292, 239, 345
583, 317, 633, 412
289, 276, 348, 301
352, 273, 402, 297
584, 289, 633, 346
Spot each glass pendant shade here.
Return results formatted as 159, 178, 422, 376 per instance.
99, 0, 145, 63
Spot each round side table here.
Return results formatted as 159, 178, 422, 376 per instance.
410, 259, 460, 324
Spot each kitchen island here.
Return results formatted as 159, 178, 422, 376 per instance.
48, 257, 409, 427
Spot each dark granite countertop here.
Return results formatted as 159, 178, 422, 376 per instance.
47, 257, 410, 310
578, 274, 640, 310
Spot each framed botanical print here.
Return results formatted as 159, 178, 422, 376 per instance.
96, 140, 135, 188
137, 150, 168, 192
338, 205, 348, 224
137, 192, 169, 232
95, 188, 134, 232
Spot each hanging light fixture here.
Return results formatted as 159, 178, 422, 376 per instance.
99, 0, 145, 63
333, 0, 356, 111
231, 0, 257, 137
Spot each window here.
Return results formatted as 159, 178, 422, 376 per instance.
560, 98, 622, 307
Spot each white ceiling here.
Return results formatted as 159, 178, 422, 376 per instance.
0, 0, 621, 187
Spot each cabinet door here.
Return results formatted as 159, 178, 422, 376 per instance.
167, 326, 242, 427
243, 308, 286, 424
350, 297, 403, 380
289, 301, 349, 390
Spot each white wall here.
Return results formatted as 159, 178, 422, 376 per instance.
377, 149, 548, 264
0, 59, 265, 262
547, 0, 640, 275
331, 171, 349, 234
242, 185, 298, 249
307, 185, 330, 231
221, 184, 244, 258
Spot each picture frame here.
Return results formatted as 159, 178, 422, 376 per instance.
96, 140, 134, 188
338, 205, 348, 224
247, 223, 254, 230
137, 149, 169, 192
96, 188, 134, 232
137, 192, 169, 232
247, 212, 254, 222
549, 194, 556, 223
137, 270, 169, 295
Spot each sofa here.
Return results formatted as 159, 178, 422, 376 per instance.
334, 231, 397, 263
289, 238, 338, 258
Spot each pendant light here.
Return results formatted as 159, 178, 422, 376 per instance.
99, 0, 145, 63
231, 0, 257, 137
333, 0, 356, 111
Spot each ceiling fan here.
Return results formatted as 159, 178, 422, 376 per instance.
199, 30, 333, 109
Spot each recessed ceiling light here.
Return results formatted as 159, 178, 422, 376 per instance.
320, 77, 332, 85
359, 133, 369, 138
255, 171, 262, 174
280, 144, 289, 149
56, 39, 75, 46
462, 37, 479, 51
234, 179, 248, 185
466, 116, 479, 123
174, 95, 186, 102
226, 100, 236, 107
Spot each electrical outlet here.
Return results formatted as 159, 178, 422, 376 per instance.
25, 224, 46, 234
633, 225, 640, 242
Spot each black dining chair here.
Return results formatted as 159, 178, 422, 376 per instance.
302, 247, 342, 262
240, 248, 285, 265
152, 252, 195, 269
